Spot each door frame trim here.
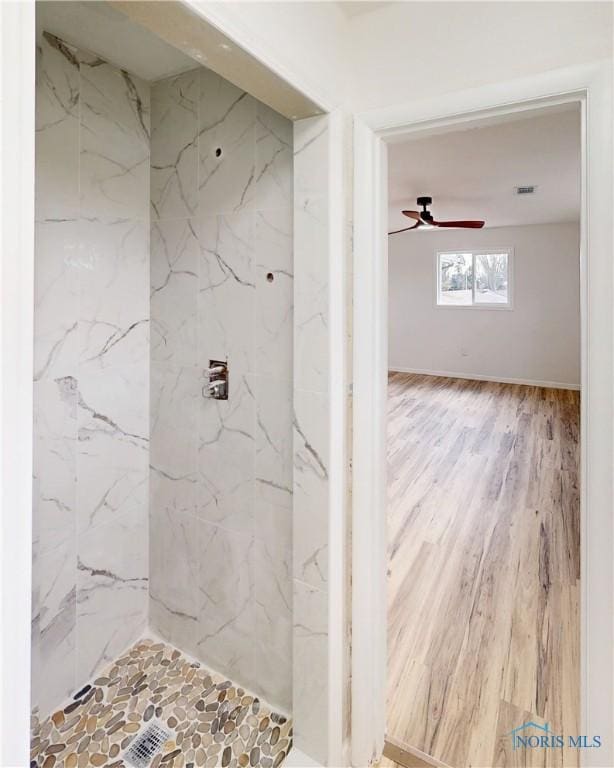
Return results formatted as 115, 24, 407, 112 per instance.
351, 61, 613, 767
0, 2, 36, 765
383, 735, 452, 768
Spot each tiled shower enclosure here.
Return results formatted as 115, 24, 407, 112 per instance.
148, 65, 293, 708
32, 26, 294, 767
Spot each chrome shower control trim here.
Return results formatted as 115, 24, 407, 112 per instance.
203, 359, 228, 400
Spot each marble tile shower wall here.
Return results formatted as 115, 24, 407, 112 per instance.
32, 33, 150, 718
148, 69, 293, 713
292, 117, 330, 765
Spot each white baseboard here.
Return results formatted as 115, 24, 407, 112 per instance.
388, 366, 581, 391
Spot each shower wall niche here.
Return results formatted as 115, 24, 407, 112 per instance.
32, 28, 293, 723
148, 70, 293, 712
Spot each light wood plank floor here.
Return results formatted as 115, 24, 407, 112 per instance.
387, 373, 580, 768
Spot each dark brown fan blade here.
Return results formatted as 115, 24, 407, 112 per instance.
402, 210, 421, 221
388, 221, 421, 235
432, 220, 485, 228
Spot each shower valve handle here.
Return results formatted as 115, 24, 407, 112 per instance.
204, 359, 228, 401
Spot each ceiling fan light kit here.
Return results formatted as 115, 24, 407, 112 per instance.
388, 196, 486, 235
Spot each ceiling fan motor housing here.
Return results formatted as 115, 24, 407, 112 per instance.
417, 196, 433, 221
387, 195, 485, 235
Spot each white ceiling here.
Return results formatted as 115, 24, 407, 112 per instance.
36, 1, 323, 118
36, 1, 197, 82
388, 105, 581, 232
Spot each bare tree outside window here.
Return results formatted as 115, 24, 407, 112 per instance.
438, 253, 473, 305
437, 250, 511, 307
474, 253, 508, 303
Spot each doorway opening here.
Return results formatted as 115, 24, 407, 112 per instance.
383, 105, 582, 768
350, 71, 613, 768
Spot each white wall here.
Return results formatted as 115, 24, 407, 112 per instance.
348, 1, 613, 112
187, 1, 350, 110
388, 223, 580, 388
187, 2, 613, 114
1, 2, 35, 765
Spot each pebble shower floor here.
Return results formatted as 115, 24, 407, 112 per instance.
30, 639, 292, 768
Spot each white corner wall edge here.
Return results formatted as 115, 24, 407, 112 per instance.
284, 748, 323, 768
0, 2, 35, 767
181, 0, 339, 113
327, 108, 349, 768
388, 367, 581, 391
351, 118, 389, 768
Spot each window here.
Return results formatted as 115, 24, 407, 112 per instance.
436, 249, 512, 308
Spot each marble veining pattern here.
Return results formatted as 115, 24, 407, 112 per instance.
292, 120, 329, 396
198, 69, 257, 216
292, 390, 328, 591
34, 377, 77, 555
151, 69, 199, 220
34, 221, 80, 382
199, 213, 255, 375
292, 581, 327, 766
77, 365, 149, 535
291, 116, 331, 765
150, 219, 199, 366
78, 219, 149, 374
149, 68, 294, 713
77, 508, 148, 682
79, 51, 150, 221
35, 33, 80, 222
34, 31, 296, 728
149, 365, 200, 517
254, 210, 293, 381
198, 374, 255, 533
33, 32, 150, 718
31, 638, 293, 768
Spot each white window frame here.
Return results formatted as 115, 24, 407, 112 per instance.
435, 247, 514, 310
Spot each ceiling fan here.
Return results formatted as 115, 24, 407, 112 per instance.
388, 196, 485, 235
